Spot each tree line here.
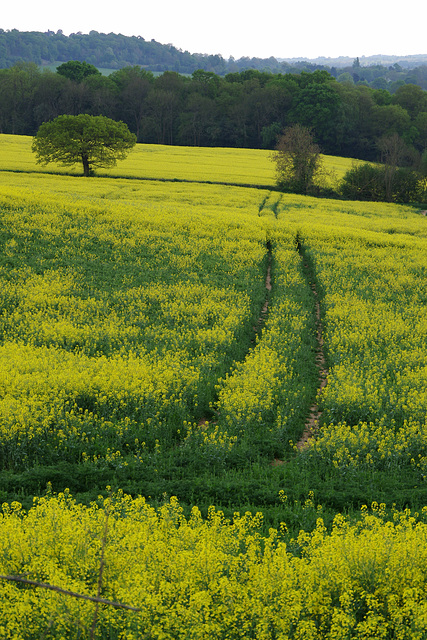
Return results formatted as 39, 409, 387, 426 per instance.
2, 29, 427, 89
1, 61, 427, 166
0, 29, 229, 74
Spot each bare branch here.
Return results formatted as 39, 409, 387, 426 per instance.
90, 500, 111, 639
0, 575, 141, 612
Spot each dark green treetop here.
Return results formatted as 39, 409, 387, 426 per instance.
56, 60, 101, 83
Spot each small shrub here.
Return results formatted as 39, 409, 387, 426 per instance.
340, 162, 424, 203
340, 163, 386, 201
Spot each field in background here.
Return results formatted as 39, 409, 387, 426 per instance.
0, 137, 427, 638
0, 133, 359, 185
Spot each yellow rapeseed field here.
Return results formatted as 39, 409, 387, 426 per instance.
0, 133, 358, 184
2, 491, 427, 639
0, 134, 426, 638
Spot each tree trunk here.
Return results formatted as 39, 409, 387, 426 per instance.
82, 153, 90, 177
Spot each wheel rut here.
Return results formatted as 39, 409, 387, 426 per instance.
295, 237, 328, 451
198, 239, 273, 428
198, 234, 328, 457
253, 241, 272, 336
271, 236, 328, 467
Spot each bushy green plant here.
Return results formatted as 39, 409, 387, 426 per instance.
272, 124, 323, 195
340, 162, 423, 203
340, 163, 385, 201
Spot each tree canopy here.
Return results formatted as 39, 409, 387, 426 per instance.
272, 124, 323, 194
32, 114, 136, 176
56, 60, 101, 83
1, 59, 427, 164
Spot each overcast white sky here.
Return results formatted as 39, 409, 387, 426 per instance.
2, 0, 426, 60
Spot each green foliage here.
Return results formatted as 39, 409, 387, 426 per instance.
392, 167, 426, 202
32, 114, 136, 176
56, 60, 101, 82
1, 52, 427, 160
340, 162, 424, 202
340, 163, 385, 201
289, 78, 342, 149
272, 124, 324, 195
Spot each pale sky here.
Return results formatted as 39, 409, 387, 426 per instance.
2, 0, 426, 61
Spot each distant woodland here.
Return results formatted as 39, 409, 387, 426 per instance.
1, 30, 427, 164
2, 29, 427, 84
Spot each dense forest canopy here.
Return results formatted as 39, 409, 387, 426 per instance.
1, 60, 427, 165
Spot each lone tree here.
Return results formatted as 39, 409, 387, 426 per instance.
56, 60, 101, 83
377, 132, 412, 202
272, 124, 323, 195
32, 114, 137, 176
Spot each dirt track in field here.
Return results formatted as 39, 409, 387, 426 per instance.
295, 258, 328, 451
199, 237, 328, 459
198, 241, 272, 430
271, 240, 328, 466
254, 241, 272, 333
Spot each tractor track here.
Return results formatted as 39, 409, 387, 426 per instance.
198, 239, 273, 429
295, 238, 328, 451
